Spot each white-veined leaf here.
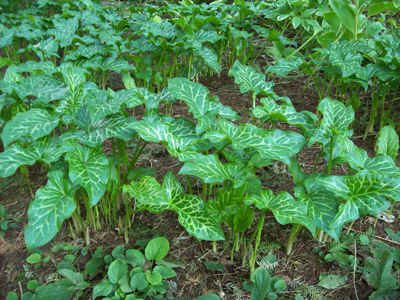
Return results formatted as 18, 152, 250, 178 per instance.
2, 109, 60, 147
245, 189, 316, 233
315, 171, 398, 229
65, 143, 108, 206
25, 171, 78, 250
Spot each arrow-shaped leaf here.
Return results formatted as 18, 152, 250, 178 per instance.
65, 143, 108, 206
315, 171, 398, 228
245, 189, 316, 233
25, 171, 77, 250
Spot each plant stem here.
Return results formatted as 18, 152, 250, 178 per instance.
121, 139, 148, 185
347, 220, 355, 233
327, 136, 334, 175
286, 223, 301, 255
250, 210, 267, 273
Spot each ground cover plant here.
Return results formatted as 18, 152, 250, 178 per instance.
0, 0, 400, 299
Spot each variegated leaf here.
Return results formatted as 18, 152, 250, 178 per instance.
25, 171, 78, 250
229, 60, 275, 96
179, 154, 246, 184
315, 171, 398, 229
295, 179, 341, 239
83, 56, 134, 73
17, 60, 57, 75
168, 77, 214, 134
0, 137, 72, 177
2, 109, 60, 147
194, 47, 220, 72
254, 96, 317, 137
266, 58, 303, 76
329, 51, 363, 78
245, 189, 316, 233
31, 37, 59, 60
65, 143, 108, 206
5, 74, 68, 104
207, 184, 246, 222
170, 193, 224, 241
78, 115, 136, 147
123, 176, 169, 213
309, 98, 354, 146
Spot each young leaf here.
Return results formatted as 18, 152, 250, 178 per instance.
153, 266, 177, 279
65, 143, 108, 206
377, 126, 399, 161
251, 269, 271, 300
92, 280, 112, 300
145, 237, 169, 261
363, 250, 397, 292
108, 260, 128, 284
25, 171, 78, 250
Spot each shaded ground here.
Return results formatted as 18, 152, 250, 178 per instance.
1, 68, 400, 300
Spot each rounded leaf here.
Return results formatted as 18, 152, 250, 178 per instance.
145, 237, 169, 261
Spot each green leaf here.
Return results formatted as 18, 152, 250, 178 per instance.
25, 171, 77, 250
153, 266, 177, 279
329, 0, 356, 33
6, 292, 18, 300
108, 260, 128, 284
26, 253, 41, 264
266, 58, 303, 76
194, 294, 221, 300
130, 273, 148, 291
146, 270, 162, 285
2, 109, 60, 147
204, 261, 225, 271
363, 250, 397, 292
315, 171, 397, 228
318, 274, 346, 289
233, 205, 253, 233
127, 168, 157, 181
245, 190, 315, 234
329, 51, 363, 78
65, 143, 108, 206
377, 126, 399, 161
251, 269, 271, 300
126, 249, 145, 266
145, 237, 169, 261
229, 60, 275, 96
57, 269, 84, 285
92, 280, 112, 300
